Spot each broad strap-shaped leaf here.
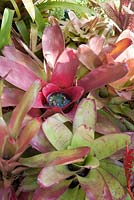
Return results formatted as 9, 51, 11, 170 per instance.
100, 159, 126, 187
20, 147, 90, 167
42, 116, 72, 150
78, 62, 128, 93
38, 165, 74, 188
33, 180, 71, 200
31, 129, 55, 153
1, 87, 24, 107
42, 25, 64, 69
91, 134, 130, 160
2, 46, 45, 79
73, 98, 96, 135
51, 48, 79, 88
16, 118, 41, 154
22, 0, 35, 21
77, 169, 112, 200
97, 168, 126, 199
59, 186, 85, 200
96, 112, 121, 134
77, 44, 102, 70
0, 56, 40, 91
8, 80, 41, 139
71, 125, 94, 148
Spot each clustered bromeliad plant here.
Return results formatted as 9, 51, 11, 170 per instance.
0, 0, 134, 199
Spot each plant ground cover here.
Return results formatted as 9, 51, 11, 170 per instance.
0, 0, 134, 199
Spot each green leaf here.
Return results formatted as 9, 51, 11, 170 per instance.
59, 186, 85, 200
35, 6, 47, 38
100, 159, 126, 187
0, 8, 14, 50
22, 0, 35, 21
92, 134, 130, 160
20, 176, 38, 191
16, 20, 30, 45
38, 165, 74, 187
20, 147, 90, 167
37, 1, 92, 17
77, 169, 112, 199
71, 125, 94, 148
8, 80, 41, 139
85, 154, 100, 169
73, 98, 96, 136
42, 116, 72, 150
98, 168, 125, 199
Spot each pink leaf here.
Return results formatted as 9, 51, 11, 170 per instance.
0, 56, 40, 91
42, 25, 64, 69
2, 46, 44, 79
51, 48, 79, 88
78, 62, 128, 93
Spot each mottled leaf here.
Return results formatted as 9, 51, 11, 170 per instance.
59, 186, 85, 200
92, 134, 130, 160
77, 169, 112, 200
38, 165, 74, 187
73, 98, 96, 134
71, 125, 94, 148
100, 159, 126, 187
42, 116, 72, 150
20, 147, 90, 167
98, 168, 125, 199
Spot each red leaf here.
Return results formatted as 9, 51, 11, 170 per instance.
51, 48, 79, 88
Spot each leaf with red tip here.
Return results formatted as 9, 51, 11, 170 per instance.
16, 118, 41, 154
77, 169, 112, 200
33, 180, 71, 200
42, 25, 64, 69
8, 80, 41, 139
78, 62, 128, 93
110, 38, 132, 59
19, 147, 90, 167
51, 48, 79, 88
0, 56, 40, 91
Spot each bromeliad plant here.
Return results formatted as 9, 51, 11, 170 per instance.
0, 23, 130, 119
20, 98, 131, 199
0, 79, 41, 199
